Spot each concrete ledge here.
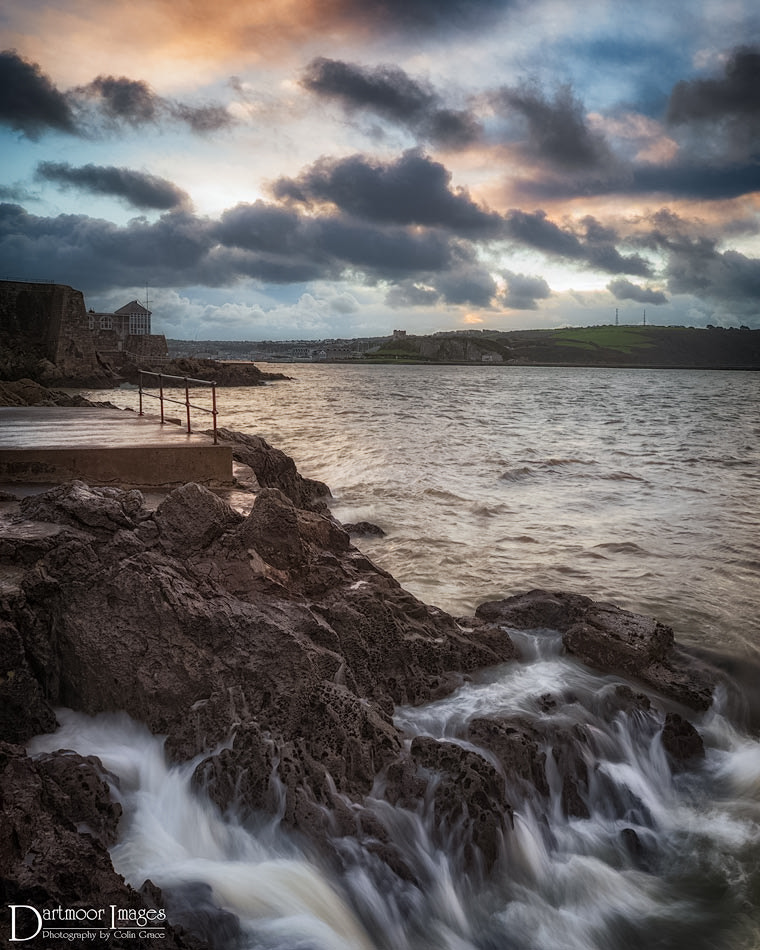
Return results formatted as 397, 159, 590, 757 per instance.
0, 407, 234, 488
0, 445, 233, 487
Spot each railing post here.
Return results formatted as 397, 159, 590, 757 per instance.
134, 369, 219, 439
211, 382, 218, 444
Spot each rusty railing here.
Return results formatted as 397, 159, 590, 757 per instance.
137, 371, 218, 444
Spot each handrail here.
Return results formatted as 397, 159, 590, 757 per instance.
137, 370, 218, 444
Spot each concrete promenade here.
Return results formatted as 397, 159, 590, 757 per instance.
0, 407, 233, 487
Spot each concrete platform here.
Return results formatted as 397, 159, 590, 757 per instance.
0, 407, 233, 488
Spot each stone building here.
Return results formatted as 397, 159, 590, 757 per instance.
0, 280, 168, 380
88, 299, 166, 364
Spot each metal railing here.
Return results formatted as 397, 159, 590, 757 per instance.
137, 371, 218, 444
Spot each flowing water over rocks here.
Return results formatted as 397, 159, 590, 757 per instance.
2, 365, 758, 948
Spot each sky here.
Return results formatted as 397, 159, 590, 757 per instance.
1, 0, 759, 340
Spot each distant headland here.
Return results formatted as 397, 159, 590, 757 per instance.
171, 323, 760, 371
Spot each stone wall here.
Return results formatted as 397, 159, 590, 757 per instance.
0, 280, 101, 379
0, 280, 167, 381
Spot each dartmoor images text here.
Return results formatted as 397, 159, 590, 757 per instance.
7, 904, 167, 941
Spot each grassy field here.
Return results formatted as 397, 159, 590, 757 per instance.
551, 325, 657, 353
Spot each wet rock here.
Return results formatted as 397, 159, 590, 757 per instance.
215, 427, 330, 510
154, 482, 243, 555
477, 589, 716, 711
466, 717, 549, 796
0, 430, 724, 919
660, 712, 705, 769
409, 736, 513, 872
0, 378, 95, 407
19, 480, 146, 537
343, 521, 386, 538
0, 743, 198, 949
235, 487, 307, 571
160, 882, 242, 950
550, 725, 591, 819
0, 619, 57, 743
476, 588, 592, 631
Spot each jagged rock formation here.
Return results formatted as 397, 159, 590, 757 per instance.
0, 439, 723, 944
476, 589, 717, 710
119, 357, 288, 387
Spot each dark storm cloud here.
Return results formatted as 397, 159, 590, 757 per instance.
667, 46, 760, 126
607, 278, 668, 305
504, 210, 651, 276
666, 46, 760, 163
0, 51, 231, 138
630, 162, 760, 200
301, 58, 480, 148
494, 83, 614, 171
385, 260, 498, 309
501, 270, 551, 310
36, 162, 191, 211
0, 203, 214, 290
515, 156, 760, 204
432, 262, 497, 306
169, 101, 233, 133
74, 75, 234, 133
664, 240, 760, 305
218, 199, 456, 278
385, 281, 441, 308
633, 213, 760, 311
0, 49, 76, 137
272, 151, 502, 234
76, 76, 159, 123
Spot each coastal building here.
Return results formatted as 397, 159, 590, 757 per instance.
88, 299, 166, 363
0, 279, 167, 379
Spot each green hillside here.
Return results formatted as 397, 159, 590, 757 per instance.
364, 325, 760, 369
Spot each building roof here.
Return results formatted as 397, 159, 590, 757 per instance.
114, 300, 151, 316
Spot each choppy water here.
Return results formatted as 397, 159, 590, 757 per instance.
64, 364, 760, 948
95, 364, 760, 655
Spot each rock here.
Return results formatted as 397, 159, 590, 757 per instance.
0, 620, 57, 744
660, 712, 705, 769
408, 736, 513, 872
120, 357, 286, 388
235, 487, 307, 570
0, 378, 97, 407
563, 604, 673, 675
343, 521, 386, 537
466, 717, 549, 797
215, 427, 330, 510
476, 588, 592, 631
19, 480, 146, 537
154, 482, 243, 555
477, 589, 716, 711
0, 743, 198, 949
0, 433, 725, 930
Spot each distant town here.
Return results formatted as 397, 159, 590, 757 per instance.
167, 324, 760, 370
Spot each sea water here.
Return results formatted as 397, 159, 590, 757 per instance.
60, 364, 760, 947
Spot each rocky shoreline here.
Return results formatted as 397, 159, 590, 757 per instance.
0, 419, 731, 948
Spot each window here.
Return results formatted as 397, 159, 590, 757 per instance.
100, 315, 113, 330
129, 311, 150, 335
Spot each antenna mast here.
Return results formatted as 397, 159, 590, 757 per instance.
615, 308, 619, 326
